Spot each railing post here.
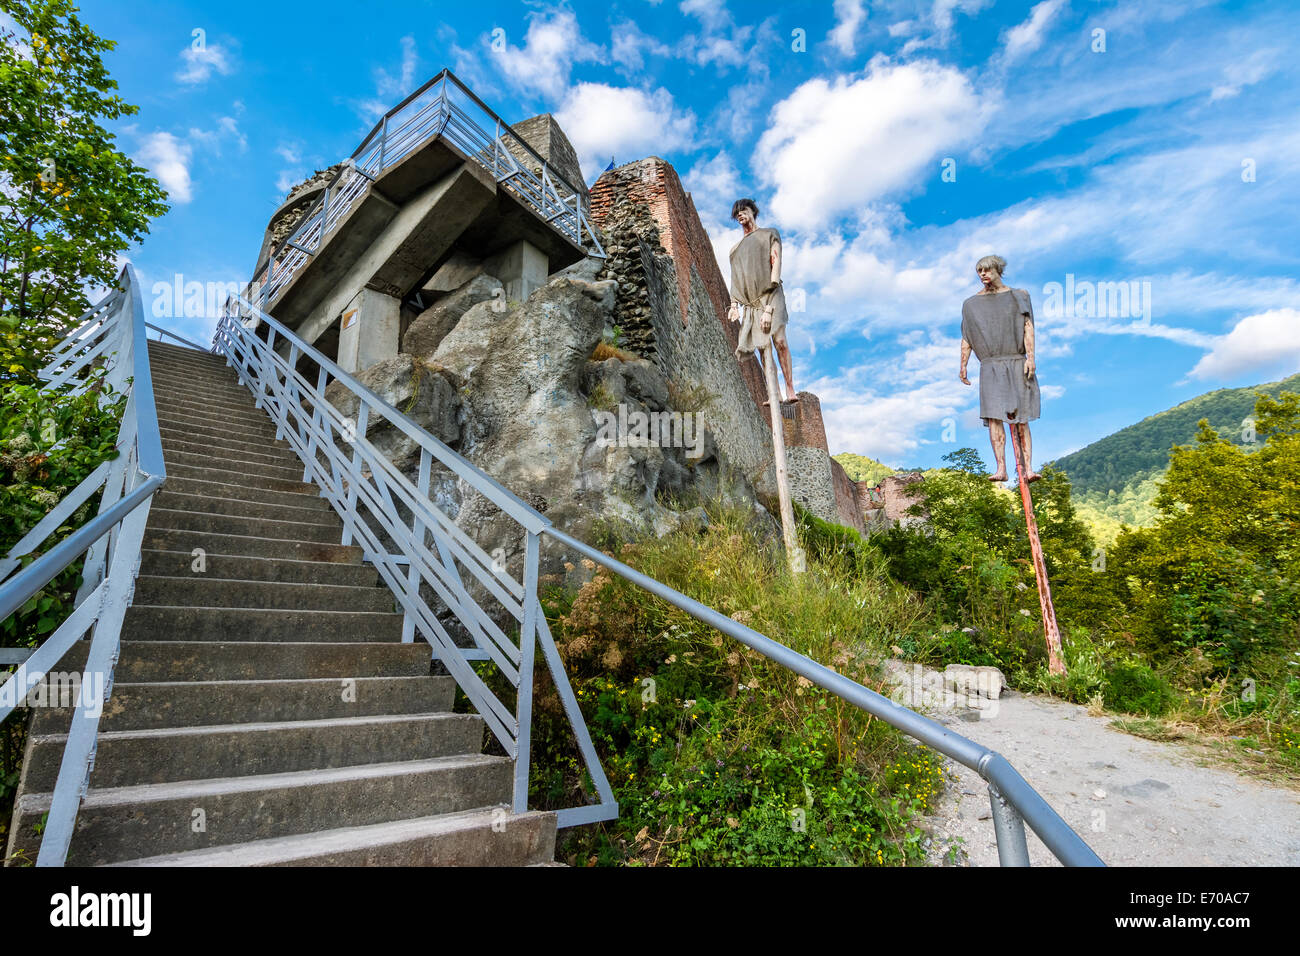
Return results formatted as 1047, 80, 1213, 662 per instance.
378, 114, 389, 171
403, 448, 432, 644
989, 782, 1031, 866
303, 366, 329, 484
340, 404, 368, 547
512, 531, 540, 814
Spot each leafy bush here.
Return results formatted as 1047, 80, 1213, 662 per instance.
1102, 662, 1176, 716
524, 500, 947, 866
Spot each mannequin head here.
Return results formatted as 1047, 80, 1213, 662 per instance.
731, 198, 759, 233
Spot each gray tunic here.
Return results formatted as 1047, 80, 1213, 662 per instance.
729, 227, 788, 355
961, 288, 1040, 424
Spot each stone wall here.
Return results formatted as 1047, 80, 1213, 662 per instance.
830, 458, 866, 534
588, 155, 879, 530
642, 237, 775, 493
786, 446, 838, 524
590, 158, 768, 411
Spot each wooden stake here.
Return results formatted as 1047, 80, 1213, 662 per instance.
1009, 422, 1066, 676
762, 344, 803, 574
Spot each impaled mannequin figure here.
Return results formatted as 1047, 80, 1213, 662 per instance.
727, 198, 796, 404
959, 254, 1042, 483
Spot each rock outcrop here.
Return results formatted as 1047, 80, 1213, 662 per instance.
329, 264, 773, 597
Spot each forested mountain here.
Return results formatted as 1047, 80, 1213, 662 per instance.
1050, 371, 1300, 527
833, 452, 897, 485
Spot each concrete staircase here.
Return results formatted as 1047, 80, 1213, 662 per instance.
6, 340, 556, 866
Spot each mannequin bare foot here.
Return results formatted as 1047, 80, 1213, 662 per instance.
987, 471, 1008, 482
1025, 471, 1042, 483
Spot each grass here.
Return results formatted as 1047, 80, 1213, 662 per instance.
522, 497, 953, 866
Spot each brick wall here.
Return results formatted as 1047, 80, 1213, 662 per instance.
783, 390, 831, 453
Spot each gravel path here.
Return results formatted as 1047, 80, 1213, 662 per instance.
916, 689, 1300, 866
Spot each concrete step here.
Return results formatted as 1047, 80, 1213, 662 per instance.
150, 363, 249, 389
110, 807, 557, 867
155, 395, 274, 428
151, 368, 246, 392
152, 378, 258, 407
139, 549, 373, 586
153, 488, 328, 525
154, 389, 267, 420
145, 506, 342, 543
24, 712, 484, 790
160, 434, 302, 470
158, 475, 329, 512
29, 675, 453, 734
120, 605, 405, 643
58, 639, 430, 682
165, 461, 314, 494
141, 526, 362, 563
158, 425, 293, 460
163, 448, 307, 483
148, 358, 234, 381
147, 341, 223, 364
157, 410, 281, 444
132, 575, 395, 613
12, 754, 512, 866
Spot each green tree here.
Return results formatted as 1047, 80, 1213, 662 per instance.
0, 0, 168, 385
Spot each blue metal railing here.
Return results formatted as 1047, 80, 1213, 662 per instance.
0, 264, 167, 865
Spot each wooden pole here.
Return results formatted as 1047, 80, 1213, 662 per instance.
1009, 422, 1066, 676
761, 343, 803, 574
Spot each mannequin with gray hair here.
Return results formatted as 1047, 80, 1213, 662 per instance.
958, 254, 1042, 482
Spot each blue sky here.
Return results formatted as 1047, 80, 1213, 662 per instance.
37, 0, 1300, 470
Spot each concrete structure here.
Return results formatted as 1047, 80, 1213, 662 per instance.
254, 94, 593, 375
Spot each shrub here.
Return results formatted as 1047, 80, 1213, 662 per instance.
1103, 661, 1176, 716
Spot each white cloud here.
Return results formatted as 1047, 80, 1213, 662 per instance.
275, 143, 301, 165
276, 169, 306, 195
1000, 0, 1065, 65
611, 19, 672, 73
901, 0, 993, 54
555, 83, 697, 180
189, 115, 246, 155
1187, 309, 1300, 381
494, 9, 604, 101
755, 58, 983, 230
138, 133, 193, 203
176, 42, 234, 85
828, 0, 869, 56
353, 36, 422, 127
375, 35, 420, 98
1209, 47, 1283, 101
679, 0, 730, 32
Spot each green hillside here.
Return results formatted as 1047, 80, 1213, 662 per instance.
1050, 371, 1300, 528
833, 452, 896, 485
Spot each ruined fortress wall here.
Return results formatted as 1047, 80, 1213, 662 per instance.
591, 156, 866, 530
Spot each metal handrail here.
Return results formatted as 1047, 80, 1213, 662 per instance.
542, 526, 1104, 866
0, 264, 167, 866
214, 293, 616, 826
251, 69, 603, 311
216, 292, 1102, 865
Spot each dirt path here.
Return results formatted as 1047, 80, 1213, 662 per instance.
916, 689, 1300, 866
